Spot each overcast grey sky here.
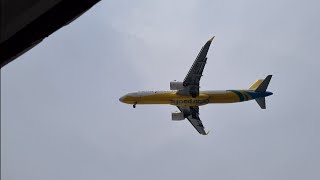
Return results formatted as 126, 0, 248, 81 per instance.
2, 0, 320, 179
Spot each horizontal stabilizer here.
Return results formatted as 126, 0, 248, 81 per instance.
255, 97, 266, 109
256, 75, 272, 92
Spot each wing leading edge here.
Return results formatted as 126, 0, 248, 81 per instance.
177, 36, 214, 97
177, 106, 208, 135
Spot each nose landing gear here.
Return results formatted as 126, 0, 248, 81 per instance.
133, 102, 137, 108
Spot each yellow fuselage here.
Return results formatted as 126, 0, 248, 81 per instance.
119, 90, 255, 106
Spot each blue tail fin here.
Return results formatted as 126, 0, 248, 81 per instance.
253, 75, 272, 109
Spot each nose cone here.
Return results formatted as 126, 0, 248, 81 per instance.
119, 95, 126, 103
119, 92, 138, 104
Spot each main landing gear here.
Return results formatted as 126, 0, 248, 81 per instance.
133, 103, 137, 108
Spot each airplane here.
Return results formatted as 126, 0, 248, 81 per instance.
119, 36, 273, 135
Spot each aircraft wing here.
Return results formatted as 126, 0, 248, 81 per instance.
177, 106, 208, 135
177, 36, 214, 96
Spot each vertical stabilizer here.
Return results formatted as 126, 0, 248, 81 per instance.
250, 75, 272, 109
249, 79, 263, 90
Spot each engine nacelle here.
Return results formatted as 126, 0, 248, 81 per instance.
172, 112, 185, 121
170, 81, 184, 90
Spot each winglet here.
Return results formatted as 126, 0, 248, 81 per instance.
204, 130, 211, 135
208, 36, 215, 42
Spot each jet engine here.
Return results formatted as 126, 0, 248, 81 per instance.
170, 81, 184, 90
172, 112, 185, 121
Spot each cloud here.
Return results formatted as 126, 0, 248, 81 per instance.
2, 0, 320, 179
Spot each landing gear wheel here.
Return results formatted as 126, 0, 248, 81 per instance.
133, 104, 136, 108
